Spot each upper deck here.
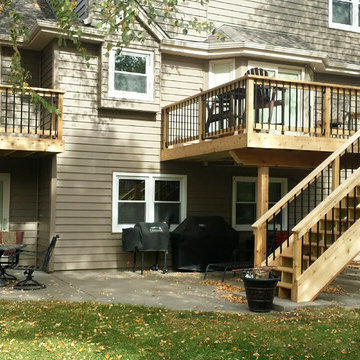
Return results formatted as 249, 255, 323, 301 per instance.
160, 75, 360, 168
0, 85, 64, 157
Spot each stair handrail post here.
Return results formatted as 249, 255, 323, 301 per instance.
332, 157, 340, 191
291, 230, 303, 302
245, 77, 254, 134
254, 223, 266, 266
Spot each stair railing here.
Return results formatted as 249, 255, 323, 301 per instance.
291, 167, 360, 301
252, 128, 360, 266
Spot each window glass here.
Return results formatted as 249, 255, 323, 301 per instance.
155, 180, 180, 201
236, 203, 256, 225
155, 180, 181, 223
118, 203, 145, 224
332, 0, 352, 25
269, 182, 282, 203
119, 179, 145, 200
236, 182, 255, 202
114, 73, 146, 93
115, 54, 146, 73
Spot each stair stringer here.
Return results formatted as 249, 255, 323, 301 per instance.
295, 220, 360, 302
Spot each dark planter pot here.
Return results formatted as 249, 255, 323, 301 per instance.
241, 275, 280, 313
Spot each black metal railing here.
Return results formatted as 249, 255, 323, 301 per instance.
0, 85, 64, 139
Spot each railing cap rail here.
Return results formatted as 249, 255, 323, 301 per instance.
162, 74, 360, 111
292, 167, 360, 238
0, 84, 65, 95
252, 129, 360, 230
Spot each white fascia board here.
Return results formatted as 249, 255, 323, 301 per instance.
161, 38, 360, 76
136, 6, 169, 41
23, 20, 105, 50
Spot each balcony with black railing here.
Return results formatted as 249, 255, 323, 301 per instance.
0, 85, 65, 155
161, 75, 360, 166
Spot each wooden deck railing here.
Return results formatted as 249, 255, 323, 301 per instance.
162, 75, 360, 147
0, 85, 64, 140
252, 129, 360, 267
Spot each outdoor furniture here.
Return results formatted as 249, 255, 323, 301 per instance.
0, 243, 26, 287
245, 67, 284, 124
13, 234, 59, 290
0, 231, 24, 282
205, 87, 245, 133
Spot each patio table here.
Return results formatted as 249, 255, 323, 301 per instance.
0, 244, 26, 287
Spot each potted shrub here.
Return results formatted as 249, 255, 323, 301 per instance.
241, 268, 280, 313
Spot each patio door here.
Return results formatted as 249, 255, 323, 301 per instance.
248, 62, 303, 129
0, 174, 10, 231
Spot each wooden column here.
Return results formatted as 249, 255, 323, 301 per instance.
57, 93, 64, 140
245, 78, 254, 134
323, 87, 331, 138
162, 108, 168, 149
291, 231, 303, 302
254, 166, 269, 266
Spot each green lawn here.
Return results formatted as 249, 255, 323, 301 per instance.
0, 300, 359, 359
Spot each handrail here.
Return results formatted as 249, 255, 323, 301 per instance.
292, 167, 360, 238
252, 128, 360, 230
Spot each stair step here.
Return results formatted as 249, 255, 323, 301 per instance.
276, 266, 294, 274
277, 281, 292, 289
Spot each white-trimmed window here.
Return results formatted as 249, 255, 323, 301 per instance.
108, 48, 154, 101
0, 174, 10, 231
232, 177, 287, 231
209, 59, 235, 88
329, 0, 360, 31
112, 173, 187, 232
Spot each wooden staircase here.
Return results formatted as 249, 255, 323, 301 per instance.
253, 131, 360, 302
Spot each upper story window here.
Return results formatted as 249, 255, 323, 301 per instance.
329, 0, 360, 31
108, 49, 154, 101
209, 59, 235, 89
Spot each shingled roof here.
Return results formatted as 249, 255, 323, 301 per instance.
0, 0, 57, 35
207, 24, 312, 51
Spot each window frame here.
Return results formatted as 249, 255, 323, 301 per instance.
112, 172, 187, 232
329, 0, 360, 32
108, 48, 154, 101
232, 176, 287, 231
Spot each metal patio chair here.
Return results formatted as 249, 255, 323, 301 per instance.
13, 234, 59, 290
0, 231, 24, 280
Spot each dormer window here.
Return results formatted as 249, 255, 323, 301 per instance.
329, 0, 360, 31
108, 48, 154, 101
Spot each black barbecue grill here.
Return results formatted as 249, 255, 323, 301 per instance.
122, 222, 170, 274
170, 216, 239, 272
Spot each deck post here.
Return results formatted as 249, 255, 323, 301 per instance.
198, 95, 205, 142
254, 166, 269, 265
57, 93, 64, 140
332, 157, 340, 191
162, 108, 169, 148
323, 87, 331, 138
245, 78, 254, 134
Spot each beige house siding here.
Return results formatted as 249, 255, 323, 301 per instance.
53, 32, 163, 270
161, 54, 205, 106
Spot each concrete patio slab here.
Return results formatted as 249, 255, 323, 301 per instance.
0, 268, 359, 313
